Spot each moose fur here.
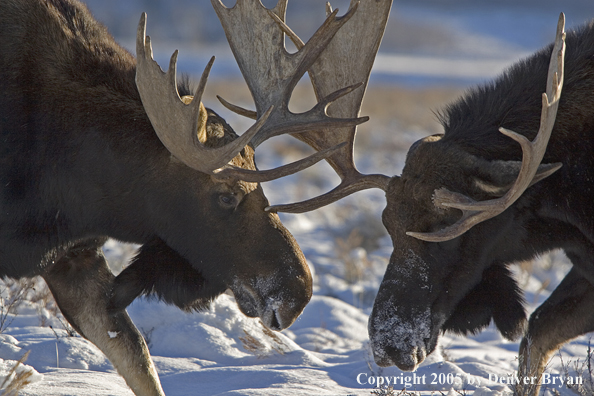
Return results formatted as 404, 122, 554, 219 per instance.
0, 0, 312, 395
369, 19, 594, 395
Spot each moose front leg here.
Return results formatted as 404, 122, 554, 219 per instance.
515, 267, 594, 396
43, 241, 165, 396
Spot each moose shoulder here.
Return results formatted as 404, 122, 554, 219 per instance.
368, 15, 594, 395
0, 0, 375, 394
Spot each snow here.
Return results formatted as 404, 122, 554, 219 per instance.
0, 237, 591, 396
1, 2, 593, 396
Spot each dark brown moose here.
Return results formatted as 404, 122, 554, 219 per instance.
0, 0, 368, 395
369, 17, 569, 396
261, 4, 590, 395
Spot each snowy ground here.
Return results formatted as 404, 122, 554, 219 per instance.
0, 234, 591, 395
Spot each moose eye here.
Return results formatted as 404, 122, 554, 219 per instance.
218, 193, 238, 209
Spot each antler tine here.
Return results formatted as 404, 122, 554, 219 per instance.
214, 142, 346, 183
212, 0, 368, 149
264, 0, 393, 212
268, 173, 391, 213
135, 13, 266, 175
407, 13, 566, 242
217, 95, 257, 120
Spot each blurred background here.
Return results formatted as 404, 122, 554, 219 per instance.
85, 0, 594, 85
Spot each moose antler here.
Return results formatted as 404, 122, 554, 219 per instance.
406, 13, 566, 242
213, 0, 393, 212
212, 0, 384, 184
264, 0, 394, 212
136, 13, 343, 181
136, 13, 263, 175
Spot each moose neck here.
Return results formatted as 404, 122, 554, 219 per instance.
0, 0, 188, 269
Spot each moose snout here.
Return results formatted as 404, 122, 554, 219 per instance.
369, 319, 438, 371
368, 300, 437, 372
233, 287, 310, 330
370, 340, 428, 371
260, 298, 294, 331
231, 272, 312, 331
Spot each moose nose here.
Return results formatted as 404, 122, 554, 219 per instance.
260, 293, 308, 331
372, 343, 425, 371
261, 305, 283, 331
231, 266, 311, 331
232, 283, 310, 331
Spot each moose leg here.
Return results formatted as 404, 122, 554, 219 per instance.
43, 241, 165, 396
515, 267, 594, 396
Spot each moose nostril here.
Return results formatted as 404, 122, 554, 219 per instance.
268, 310, 281, 331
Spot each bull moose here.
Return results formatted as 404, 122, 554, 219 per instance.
0, 0, 370, 394
259, 3, 591, 395
368, 16, 571, 396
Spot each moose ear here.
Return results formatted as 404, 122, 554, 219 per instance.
407, 134, 443, 160
472, 159, 562, 197
180, 95, 208, 143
